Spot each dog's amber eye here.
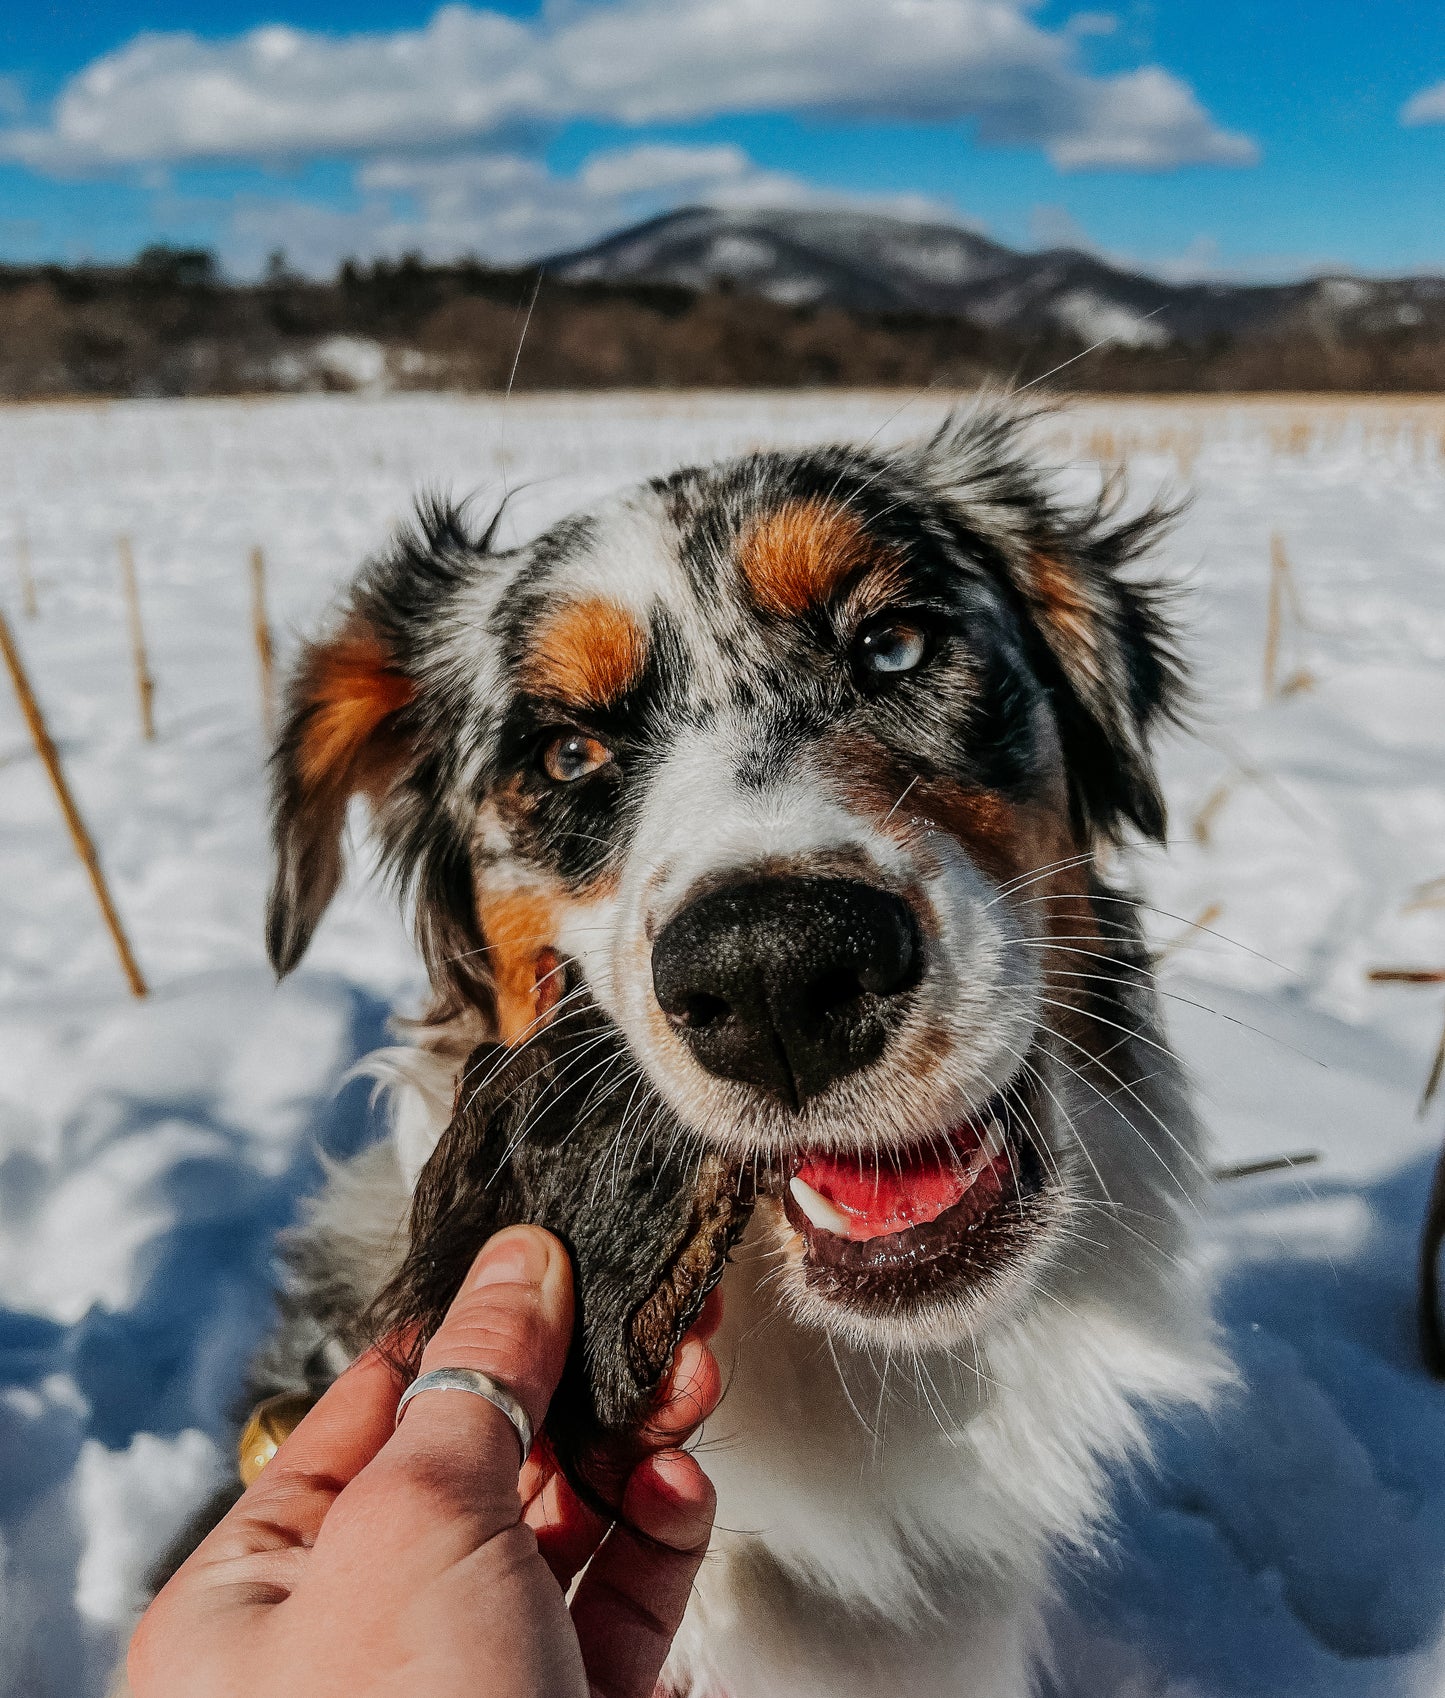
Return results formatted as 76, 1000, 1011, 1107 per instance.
856, 618, 928, 678
542, 731, 614, 784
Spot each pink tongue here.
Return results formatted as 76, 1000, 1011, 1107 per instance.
796, 1128, 990, 1241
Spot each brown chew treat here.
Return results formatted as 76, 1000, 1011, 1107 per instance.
368, 997, 753, 1505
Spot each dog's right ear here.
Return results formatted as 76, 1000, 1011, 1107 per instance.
267, 617, 416, 976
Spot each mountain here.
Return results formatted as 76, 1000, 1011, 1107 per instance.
544, 206, 1445, 350
7, 225, 1445, 400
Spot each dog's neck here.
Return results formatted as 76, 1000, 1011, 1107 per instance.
382, 1003, 1220, 1698
662, 1216, 1060, 1698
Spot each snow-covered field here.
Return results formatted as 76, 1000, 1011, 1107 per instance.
1, 391, 1443, 1697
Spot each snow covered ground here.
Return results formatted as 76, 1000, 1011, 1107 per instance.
0, 391, 1443, 1696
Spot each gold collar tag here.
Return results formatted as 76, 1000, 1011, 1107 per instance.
238, 1392, 316, 1486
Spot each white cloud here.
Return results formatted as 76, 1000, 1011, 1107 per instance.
1, 0, 1256, 175
1401, 81, 1445, 126
577, 142, 751, 198
1047, 67, 1257, 170
1028, 202, 1094, 250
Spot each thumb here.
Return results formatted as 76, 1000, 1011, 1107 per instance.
380, 1225, 574, 1524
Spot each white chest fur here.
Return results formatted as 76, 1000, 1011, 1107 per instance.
662, 1204, 1221, 1698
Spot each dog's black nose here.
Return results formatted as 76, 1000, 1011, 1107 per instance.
651, 875, 920, 1107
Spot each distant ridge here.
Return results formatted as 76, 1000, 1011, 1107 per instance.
6, 222, 1445, 397
545, 205, 1445, 350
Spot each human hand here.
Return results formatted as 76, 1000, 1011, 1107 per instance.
128, 1225, 722, 1698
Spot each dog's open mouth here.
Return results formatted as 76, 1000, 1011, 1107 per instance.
776, 1086, 1047, 1309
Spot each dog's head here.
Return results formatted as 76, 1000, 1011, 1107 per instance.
268, 406, 1186, 1352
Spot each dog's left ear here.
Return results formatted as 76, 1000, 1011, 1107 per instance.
1005, 502, 1185, 844
267, 617, 416, 975
918, 408, 1185, 844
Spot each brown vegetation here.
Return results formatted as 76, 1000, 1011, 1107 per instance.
5, 247, 1445, 398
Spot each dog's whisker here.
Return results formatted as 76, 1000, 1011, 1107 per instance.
482, 1029, 628, 1183
456, 1004, 600, 1116
880, 774, 920, 827
823, 1331, 882, 1443
992, 1054, 1076, 1205
1039, 1027, 1210, 1206
911, 1356, 961, 1445
987, 849, 1104, 903
1012, 890, 1293, 975
1034, 989, 1208, 1081
1039, 965, 1323, 1065
454, 983, 594, 1094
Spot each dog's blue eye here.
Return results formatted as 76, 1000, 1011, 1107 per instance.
857, 621, 928, 677
542, 732, 613, 784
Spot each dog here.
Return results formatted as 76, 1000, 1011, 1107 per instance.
166, 402, 1227, 1698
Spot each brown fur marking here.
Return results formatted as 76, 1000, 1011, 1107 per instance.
1029, 554, 1101, 686
297, 629, 415, 797
476, 886, 563, 1044
739, 499, 904, 618
523, 598, 646, 707
908, 775, 1088, 921
907, 772, 1121, 1059
815, 728, 1100, 1030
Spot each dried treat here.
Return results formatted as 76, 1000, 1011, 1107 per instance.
369, 998, 753, 1505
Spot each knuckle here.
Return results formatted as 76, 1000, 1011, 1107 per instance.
427, 1307, 551, 1382
381, 1443, 519, 1530
391, 1448, 472, 1515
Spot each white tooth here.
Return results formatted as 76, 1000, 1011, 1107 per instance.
789, 1176, 852, 1236
979, 1119, 1009, 1164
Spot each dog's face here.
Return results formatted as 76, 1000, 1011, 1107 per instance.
268, 409, 1183, 1354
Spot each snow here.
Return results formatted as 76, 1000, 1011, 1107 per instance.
1, 391, 1443, 1696
259, 334, 401, 392
1051, 288, 1172, 348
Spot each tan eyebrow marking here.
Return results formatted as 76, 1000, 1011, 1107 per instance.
521, 597, 648, 707
738, 498, 905, 619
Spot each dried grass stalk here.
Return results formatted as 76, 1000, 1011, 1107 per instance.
0, 608, 148, 998
14, 522, 37, 618
117, 535, 156, 741
1421, 1014, 1445, 1116
1157, 901, 1224, 962
1191, 780, 1235, 846
1213, 1151, 1319, 1181
249, 546, 276, 738
1403, 875, 1445, 914
1263, 533, 1286, 699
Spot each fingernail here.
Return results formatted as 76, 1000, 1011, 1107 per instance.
469, 1225, 553, 1292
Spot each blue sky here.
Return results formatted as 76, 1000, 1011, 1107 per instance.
2, 0, 1443, 281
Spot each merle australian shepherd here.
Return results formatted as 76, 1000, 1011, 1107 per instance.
218, 403, 1226, 1697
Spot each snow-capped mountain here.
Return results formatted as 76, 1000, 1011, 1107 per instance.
545, 206, 1445, 349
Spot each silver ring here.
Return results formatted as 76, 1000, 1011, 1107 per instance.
394, 1367, 533, 1465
